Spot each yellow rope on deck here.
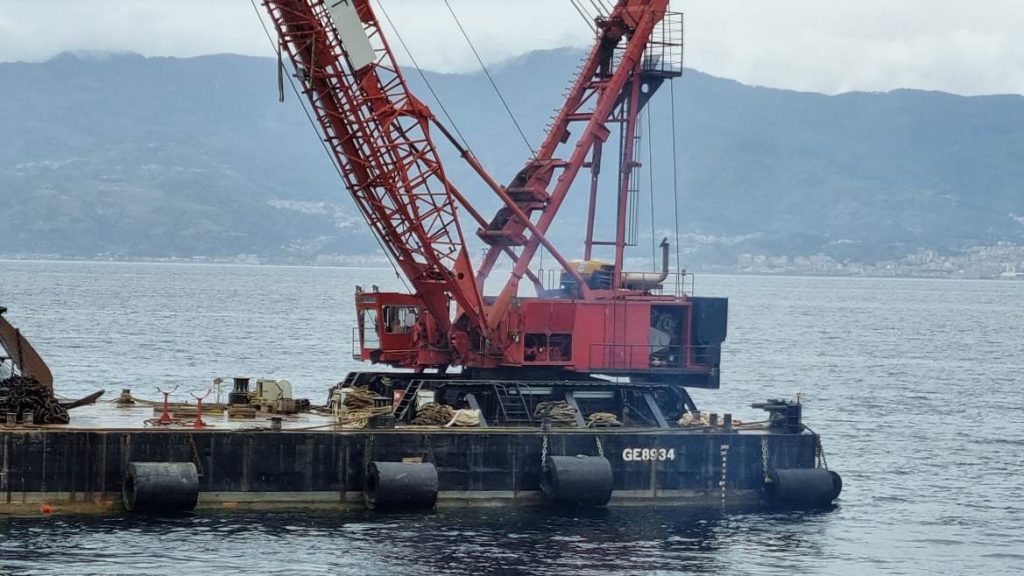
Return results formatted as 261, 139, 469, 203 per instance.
533, 401, 578, 425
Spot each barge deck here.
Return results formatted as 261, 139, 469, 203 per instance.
0, 403, 831, 516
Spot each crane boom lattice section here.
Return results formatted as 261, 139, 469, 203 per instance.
264, 0, 484, 330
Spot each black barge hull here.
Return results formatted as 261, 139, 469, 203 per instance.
0, 427, 821, 515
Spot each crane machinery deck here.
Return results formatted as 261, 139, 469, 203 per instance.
0, 0, 841, 516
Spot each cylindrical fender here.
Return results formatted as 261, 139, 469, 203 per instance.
123, 462, 199, 514
364, 461, 439, 511
767, 468, 842, 509
541, 455, 613, 506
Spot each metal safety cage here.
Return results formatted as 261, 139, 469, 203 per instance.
643, 11, 684, 77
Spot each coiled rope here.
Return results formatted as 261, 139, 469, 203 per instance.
411, 402, 455, 425
332, 386, 389, 428
586, 412, 622, 427
534, 401, 578, 425
411, 402, 481, 427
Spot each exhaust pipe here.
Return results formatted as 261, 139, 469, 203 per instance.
622, 238, 670, 291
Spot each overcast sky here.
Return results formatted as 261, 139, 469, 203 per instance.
1, 0, 1022, 95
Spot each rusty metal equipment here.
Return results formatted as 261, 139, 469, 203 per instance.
145, 385, 184, 427
0, 307, 104, 424
0, 375, 69, 425
190, 389, 212, 429
0, 306, 53, 391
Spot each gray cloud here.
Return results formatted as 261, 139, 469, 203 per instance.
1, 0, 1022, 95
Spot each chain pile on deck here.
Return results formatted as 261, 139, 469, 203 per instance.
0, 375, 69, 424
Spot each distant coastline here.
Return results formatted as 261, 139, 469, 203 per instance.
3, 244, 1022, 281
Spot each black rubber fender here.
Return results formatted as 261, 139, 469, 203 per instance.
767, 468, 842, 509
122, 462, 199, 514
541, 455, 614, 506
364, 461, 439, 511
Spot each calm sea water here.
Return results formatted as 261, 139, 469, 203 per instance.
1, 260, 1022, 575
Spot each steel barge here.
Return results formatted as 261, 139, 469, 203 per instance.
0, 398, 835, 515
1, 0, 843, 515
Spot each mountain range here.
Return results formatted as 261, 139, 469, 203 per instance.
1, 50, 1022, 267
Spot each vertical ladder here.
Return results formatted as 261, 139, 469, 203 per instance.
624, 111, 643, 247
493, 384, 533, 425
393, 380, 423, 421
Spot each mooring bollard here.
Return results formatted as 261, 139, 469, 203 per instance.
156, 385, 178, 424
190, 389, 212, 429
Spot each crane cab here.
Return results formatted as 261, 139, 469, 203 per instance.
354, 287, 456, 368
354, 288, 422, 366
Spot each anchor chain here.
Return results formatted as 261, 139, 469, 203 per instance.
815, 435, 830, 471
540, 434, 549, 471
761, 437, 771, 483
187, 433, 204, 477
595, 436, 604, 458
803, 423, 831, 471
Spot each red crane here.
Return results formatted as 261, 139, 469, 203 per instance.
261, 0, 727, 424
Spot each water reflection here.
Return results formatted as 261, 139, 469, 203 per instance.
0, 507, 835, 575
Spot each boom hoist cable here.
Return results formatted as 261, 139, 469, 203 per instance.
567, 0, 598, 33
258, 0, 696, 372
669, 79, 682, 279
440, 0, 536, 157
376, 0, 470, 152
261, 0, 573, 337
250, 0, 412, 290
377, 0, 548, 294
647, 108, 657, 269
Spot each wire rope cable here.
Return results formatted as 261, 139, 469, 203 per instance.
377, 0, 472, 152
248, 0, 409, 290
568, 0, 598, 32
440, 0, 536, 156
646, 108, 657, 269
669, 80, 682, 279
587, 0, 609, 17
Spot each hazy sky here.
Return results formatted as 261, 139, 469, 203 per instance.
1, 0, 1022, 95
